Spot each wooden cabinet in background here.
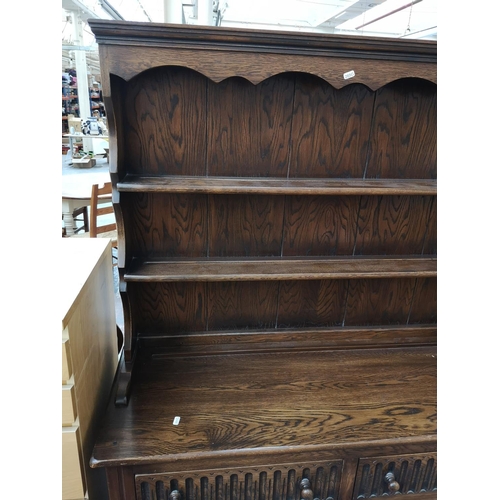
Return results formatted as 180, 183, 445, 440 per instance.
62, 238, 119, 500
87, 20, 437, 500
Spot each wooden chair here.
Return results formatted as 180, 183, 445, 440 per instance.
70, 181, 117, 248
89, 181, 117, 243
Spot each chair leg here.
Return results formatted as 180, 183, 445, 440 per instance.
71, 206, 89, 233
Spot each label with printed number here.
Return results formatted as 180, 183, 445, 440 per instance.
343, 70, 355, 80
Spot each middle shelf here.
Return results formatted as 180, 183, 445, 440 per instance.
117, 175, 437, 196
125, 255, 437, 282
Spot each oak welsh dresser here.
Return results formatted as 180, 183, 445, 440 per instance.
87, 20, 437, 500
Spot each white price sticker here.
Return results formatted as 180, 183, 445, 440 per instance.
173, 416, 181, 425
343, 70, 355, 80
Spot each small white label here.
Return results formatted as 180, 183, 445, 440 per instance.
173, 416, 181, 425
343, 70, 355, 80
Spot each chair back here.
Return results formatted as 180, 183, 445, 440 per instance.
90, 182, 116, 238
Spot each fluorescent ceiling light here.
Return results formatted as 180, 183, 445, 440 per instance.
401, 25, 437, 38
224, 0, 358, 28
105, 0, 151, 22
336, 0, 422, 30
63, 0, 117, 20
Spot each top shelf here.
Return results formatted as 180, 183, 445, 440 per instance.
117, 175, 437, 196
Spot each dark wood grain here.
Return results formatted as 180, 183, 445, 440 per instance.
352, 453, 437, 498
277, 280, 348, 327
107, 75, 128, 266
138, 325, 437, 353
92, 21, 436, 93
117, 175, 438, 195
354, 195, 435, 255
365, 78, 437, 179
422, 197, 437, 254
135, 461, 343, 500
129, 282, 207, 334
282, 196, 359, 256
207, 281, 280, 331
289, 77, 374, 178
123, 66, 207, 176
124, 256, 437, 282
208, 195, 285, 257
90, 21, 437, 499
91, 346, 436, 466
408, 278, 437, 324
89, 19, 437, 64
105, 467, 137, 500
343, 278, 415, 325
122, 192, 208, 259
207, 75, 294, 177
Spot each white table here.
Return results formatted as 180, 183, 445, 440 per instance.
63, 133, 109, 156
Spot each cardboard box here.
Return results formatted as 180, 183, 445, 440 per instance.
72, 157, 96, 168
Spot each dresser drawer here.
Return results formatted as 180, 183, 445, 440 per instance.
62, 336, 72, 384
62, 382, 77, 426
136, 460, 343, 500
352, 453, 437, 498
62, 425, 87, 500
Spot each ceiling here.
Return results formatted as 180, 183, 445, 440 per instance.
62, 0, 437, 74
62, 0, 437, 39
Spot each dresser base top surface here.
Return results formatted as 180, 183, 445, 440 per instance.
91, 345, 436, 467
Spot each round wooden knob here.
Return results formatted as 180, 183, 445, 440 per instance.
300, 478, 314, 500
384, 472, 400, 492
169, 490, 181, 500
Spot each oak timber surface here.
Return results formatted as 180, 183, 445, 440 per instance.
125, 256, 437, 281
117, 176, 437, 196
91, 346, 436, 467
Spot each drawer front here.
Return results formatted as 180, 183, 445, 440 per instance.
352, 453, 437, 498
62, 382, 77, 426
62, 426, 86, 500
62, 337, 72, 384
136, 461, 343, 500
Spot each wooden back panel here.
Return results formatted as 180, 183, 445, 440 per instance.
117, 70, 436, 179
112, 70, 436, 339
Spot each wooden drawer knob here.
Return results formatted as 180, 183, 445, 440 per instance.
384, 472, 400, 492
169, 490, 181, 500
300, 478, 314, 500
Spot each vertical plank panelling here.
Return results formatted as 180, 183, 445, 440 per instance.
277, 280, 348, 327
209, 195, 285, 257
207, 75, 295, 177
408, 278, 437, 324
123, 192, 208, 259
124, 66, 207, 175
130, 282, 207, 334
282, 195, 359, 256
422, 198, 437, 255
207, 282, 280, 331
354, 196, 434, 255
365, 78, 437, 179
289, 77, 374, 178
343, 278, 415, 326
